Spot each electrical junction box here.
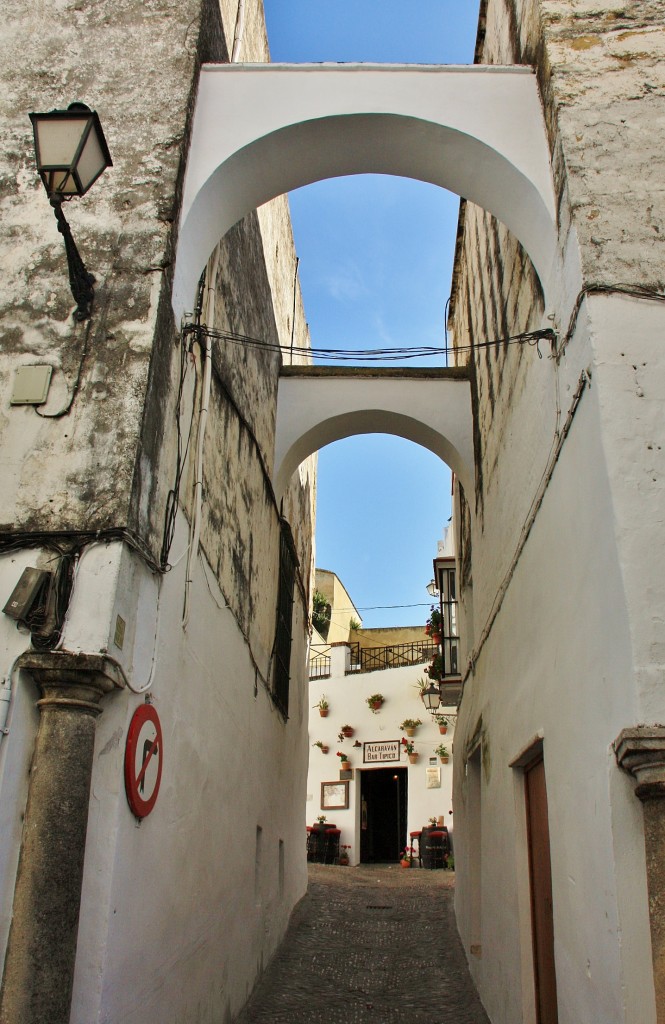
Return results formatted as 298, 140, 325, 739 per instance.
3, 567, 51, 622
10, 365, 52, 406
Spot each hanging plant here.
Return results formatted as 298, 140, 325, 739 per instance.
424, 654, 443, 683
424, 605, 442, 642
366, 693, 384, 713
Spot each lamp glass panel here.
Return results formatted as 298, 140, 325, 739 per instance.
34, 117, 89, 170
45, 169, 77, 195
76, 127, 107, 193
422, 685, 441, 712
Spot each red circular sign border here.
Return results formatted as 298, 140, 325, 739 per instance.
124, 703, 163, 819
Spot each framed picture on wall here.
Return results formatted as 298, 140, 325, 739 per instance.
321, 780, 349, 810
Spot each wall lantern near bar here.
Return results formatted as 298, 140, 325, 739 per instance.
421, 681, 442, 714
29, 102, 112, 321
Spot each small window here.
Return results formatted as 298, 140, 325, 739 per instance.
273, 517, 298, 717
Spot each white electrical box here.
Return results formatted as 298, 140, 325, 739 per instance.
10, 365, 52, 406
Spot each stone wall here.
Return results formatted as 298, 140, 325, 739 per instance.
0, 2, 316, 1022
449, 2, 665, 1022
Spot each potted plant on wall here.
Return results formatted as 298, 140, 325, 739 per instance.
434, 744, 450, 764
401, 737, 418, 764
340, 724, 354, 738
434, 714, 450, 735
312, 741, 329, 754
424, 654, 443, 683
366, 693, 384, 713
314, 696, 329, 717
424, 606, 443, 644
400, 718, 422, 738
337, 750, 351, 770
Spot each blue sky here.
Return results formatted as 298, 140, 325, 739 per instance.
263, 1, 481, 628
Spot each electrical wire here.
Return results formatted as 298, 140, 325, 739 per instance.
160, 325, 197, 570
556, 283, 665, 359
183, 321, 556, 364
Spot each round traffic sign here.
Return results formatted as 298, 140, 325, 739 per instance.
124, 703, 163, 818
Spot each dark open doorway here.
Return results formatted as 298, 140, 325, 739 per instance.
360, 767, 407, 863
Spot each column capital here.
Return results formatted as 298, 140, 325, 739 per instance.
614, 726, 665, 800
16, 650, 126, 716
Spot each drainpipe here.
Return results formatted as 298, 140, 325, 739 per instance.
614, 726, 665, 1023
0, 651, 125, 1024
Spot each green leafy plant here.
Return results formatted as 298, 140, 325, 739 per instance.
400, 718, 422, 731
401, 737, 416, 756
312, 590, 331, 638
313, 695, 329, 711
312, 741, 329, 753
434, 744, 449, 758
424, 605, 442, 638
424, 653, 443, 682
366, 693, 384, 712
349, 617, 360, 631
434, 714, 450, 726
336, 750, 351, 763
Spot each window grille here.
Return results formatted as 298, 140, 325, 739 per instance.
273, 518, 298, 717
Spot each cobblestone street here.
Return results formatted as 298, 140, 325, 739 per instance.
234, 864, 490, 1024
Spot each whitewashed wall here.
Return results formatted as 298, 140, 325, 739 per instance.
449, 2, 665, 1021
0, 513, 309, 1024
307, 650, 455, 866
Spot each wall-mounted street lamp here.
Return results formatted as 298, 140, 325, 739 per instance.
421, 681, 442, 714
29, 102, 112, 321
426, 578, 439, 598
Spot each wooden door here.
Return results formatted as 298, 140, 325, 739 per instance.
525, 755, 559, 1024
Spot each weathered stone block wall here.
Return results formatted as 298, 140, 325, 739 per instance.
0, 0, 314, 670
451, 0, 665, 646
478, 0, 665, 288
0, 0, 227, 535
450, 4, 665, 1021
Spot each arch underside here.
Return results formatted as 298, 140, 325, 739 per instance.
174, 65, 558, 319
273, 376, 474, 500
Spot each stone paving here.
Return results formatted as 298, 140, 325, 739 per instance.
233, 864, 491, 1024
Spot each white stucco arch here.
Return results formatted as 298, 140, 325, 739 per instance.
174, 63, 558, 321
274, 369, 473, 500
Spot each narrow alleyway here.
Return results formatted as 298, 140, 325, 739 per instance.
233, 864, 490, 1024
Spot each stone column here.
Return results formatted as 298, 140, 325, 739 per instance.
0, 651, 125, 1024
615, 726, 665, 1023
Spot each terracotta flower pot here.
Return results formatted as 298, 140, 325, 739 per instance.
319, 708, 328, 717
439, 755, 449, 764
341, 726, 354, 737
369, 701, 382, 711
405, 727, 416, 737
321, 745, 329, 754
400, 859, 411, 868
408, 753, 418, 764
439, 725, 448, 735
